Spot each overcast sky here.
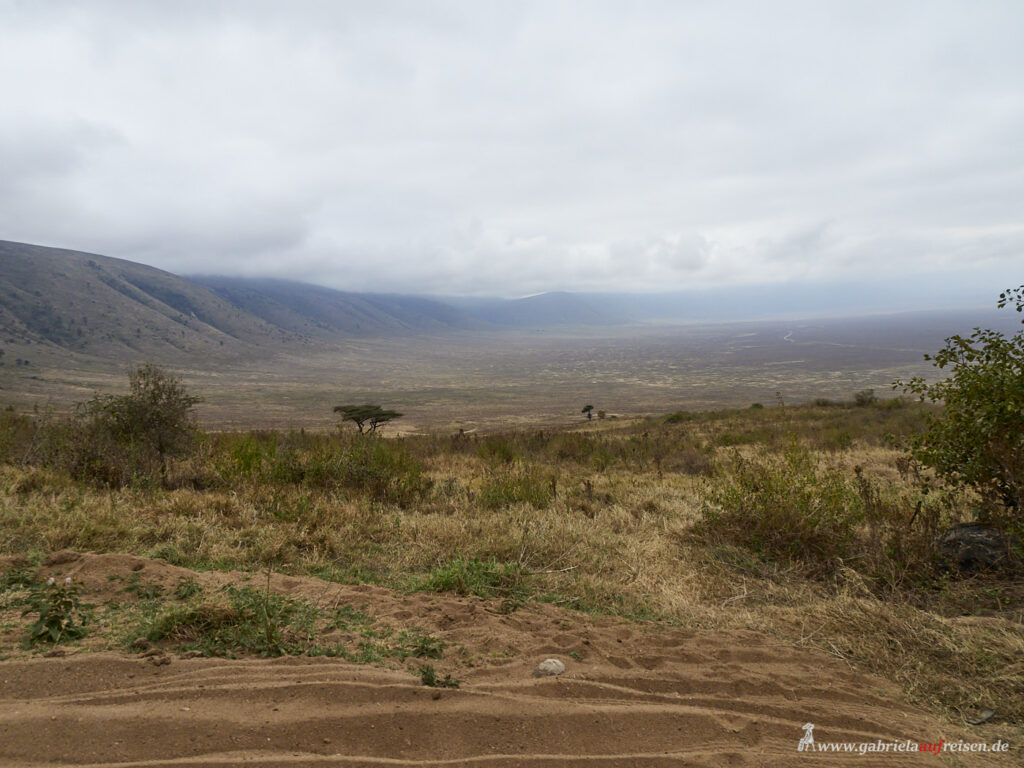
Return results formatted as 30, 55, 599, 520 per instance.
1, 1, 1021, 299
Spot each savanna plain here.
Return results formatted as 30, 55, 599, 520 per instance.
0, 317, 1021, 767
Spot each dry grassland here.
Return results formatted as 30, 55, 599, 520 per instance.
1, 400, 1021, 747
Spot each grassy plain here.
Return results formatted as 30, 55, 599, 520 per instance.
1, 311, 1021, 749
0, 315, 965, 430
1, 399, 1021, 734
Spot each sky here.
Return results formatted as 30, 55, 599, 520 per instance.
1, 0, 1022, 300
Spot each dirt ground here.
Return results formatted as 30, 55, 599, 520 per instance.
0, 554, 1011, 767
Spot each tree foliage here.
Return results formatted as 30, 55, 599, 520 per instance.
74, 363, 201, 484
897, 287, 1024, 518
333, 404, 402, 434
997, 285, 1024, 321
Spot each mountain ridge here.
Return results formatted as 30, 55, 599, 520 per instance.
0, 240, 626, 368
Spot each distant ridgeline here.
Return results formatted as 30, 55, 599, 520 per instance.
0, 239, 1013, 370
0, 240, 626, 366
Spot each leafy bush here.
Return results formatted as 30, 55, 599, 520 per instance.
24, 576, 88, 645
853, 389, 878, 407
58, 364, 201, 487
664, 410, 690, 423
417, 664, 459, 688
477, 436, 520, 465
897, 294, 1024, 520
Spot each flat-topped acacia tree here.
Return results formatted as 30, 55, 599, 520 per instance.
333, 404, 403, 434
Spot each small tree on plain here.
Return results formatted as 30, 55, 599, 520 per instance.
582, 404, 594, 420
853, 389, 877, 407
334, 404, 402, 434
77, 363, 201, 484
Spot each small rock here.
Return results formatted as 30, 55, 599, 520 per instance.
143, 649, 171, 666
431, 690, 442, 700
939, 523, 1017, 572
533, 658, 566, 677
131, 637, 151, 651
44, 550, 80, 566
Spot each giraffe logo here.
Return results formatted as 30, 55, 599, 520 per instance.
798, 723, 815, 752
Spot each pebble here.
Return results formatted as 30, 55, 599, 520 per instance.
533, 658, 566, 677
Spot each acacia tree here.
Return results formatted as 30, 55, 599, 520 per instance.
581, 404, 594, 420
897, 285, 1024, 519
334, 404, 402, 434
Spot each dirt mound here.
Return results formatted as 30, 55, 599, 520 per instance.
0, 553, 1006, 766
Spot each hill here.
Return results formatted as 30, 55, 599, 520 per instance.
0, 241, 634, 373
191, 275, 485, 338
0, 240, 299, 364
0, 241, 491, 368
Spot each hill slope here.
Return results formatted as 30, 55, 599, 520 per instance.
0, 241, 487, 367
191, 275, 485, 337
0, 240, 291, 363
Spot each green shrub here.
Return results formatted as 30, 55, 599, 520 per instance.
417, 664, 459, 688
897, 308, 1024, 520
694, 445, 864, 576
143, 584, 318, 657
418, 556, 529, 602
854, 389, 878, 407
34, 364, 203, 488
24, 576, 88, 645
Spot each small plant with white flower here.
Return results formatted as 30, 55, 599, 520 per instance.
24, 576, 88, 645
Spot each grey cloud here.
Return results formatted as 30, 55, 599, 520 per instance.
0, 1, 1021, 299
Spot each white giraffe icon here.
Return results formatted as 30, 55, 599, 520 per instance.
798, 723, 815, 751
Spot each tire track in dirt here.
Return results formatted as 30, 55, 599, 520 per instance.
0, 553, 1003, 767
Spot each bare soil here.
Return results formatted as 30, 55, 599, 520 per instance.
0, 554, 1005, 767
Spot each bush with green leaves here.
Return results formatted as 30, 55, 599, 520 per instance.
68, 364, 201, 486
897, 287, 1024, 520
24, 576, 88, 645
417, 664, 459, 688
853, 389, 877, 407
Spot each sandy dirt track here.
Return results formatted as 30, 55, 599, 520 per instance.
0, 554, 1006, 767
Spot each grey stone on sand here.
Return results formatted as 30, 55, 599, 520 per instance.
534, 658, 566, 677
